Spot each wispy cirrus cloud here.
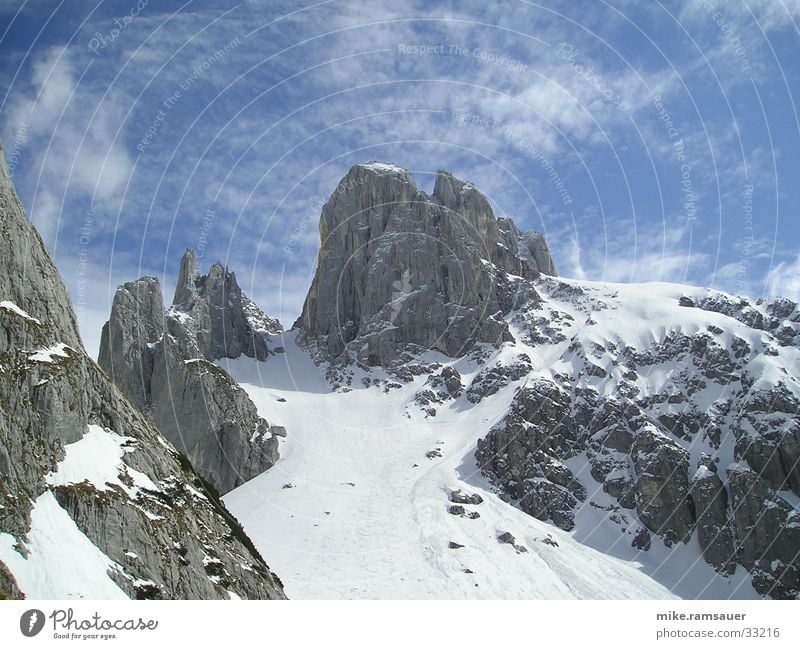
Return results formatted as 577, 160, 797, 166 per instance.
1, 0, 798, 353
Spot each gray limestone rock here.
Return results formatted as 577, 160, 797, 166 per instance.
0, 142, 285, 599
476, 277, 799, 597
0, 142, 82, 350
295, 163, 555, 367
449, 490, 484, 505
520, 481, 577, 531
466, 354, 532, 403
149, 335, 278, 493
475, 381, 592, 525
99, 263, 283, 495
98, 277, 164, 410
603, 476, 636, 510
518, 230, 557, 276
0, 560, 23, 599
497, 532, 516, 545
172, 248, 282, 362
497, 531, 528, 553
728, 466, 800, 598
631, 527, 652, 551
631, 428, 693, 546
735, 384, 800, 496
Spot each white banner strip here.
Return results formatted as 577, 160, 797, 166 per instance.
0, 600, 796, 647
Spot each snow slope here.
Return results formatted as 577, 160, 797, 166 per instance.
221, 276, 800, 599
0, 425, 167, 599
0, 427, 139, 601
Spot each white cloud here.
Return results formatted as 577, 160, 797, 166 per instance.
766, 254, 800, 301
3, 0, 795, 318
7, 45, 134, 243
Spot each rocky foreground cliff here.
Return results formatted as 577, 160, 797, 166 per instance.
0, 143, 285, 600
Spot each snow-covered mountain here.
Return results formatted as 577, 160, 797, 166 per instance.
221, 163, 799, 599
220, 275, 798, 599
5, 150, 797, 601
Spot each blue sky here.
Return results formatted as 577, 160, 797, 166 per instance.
1, 0, 799, 356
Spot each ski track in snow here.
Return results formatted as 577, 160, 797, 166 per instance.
221, 278, 789, 599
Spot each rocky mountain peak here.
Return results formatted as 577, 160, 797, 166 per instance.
296, 162, 556, 368
97, 276, 165, 411
432, 169, 487, 217
170, 248, 282, 361
173, 246, 199, 306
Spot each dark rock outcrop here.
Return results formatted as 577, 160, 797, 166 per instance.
735, 385, 800, 495
631, 429, 693, 546
0, 560, 23, 599
728, 466, 800, 598
449, 490, 484, 505
682, 291, 800, 347
691, 465, 736, 575
476, 379, 590, 532
475, 277, 800, 598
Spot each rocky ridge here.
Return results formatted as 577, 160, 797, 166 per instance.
0, 142, 285, 599
99, 249, 285, 495
474, 277, 800, 598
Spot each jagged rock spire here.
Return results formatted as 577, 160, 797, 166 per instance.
173, 247, 199, 306
170, 248, 282, 361
98, 250, 285, 494
98, 276, 165, 410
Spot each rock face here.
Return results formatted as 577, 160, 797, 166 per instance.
0, 143, 285, 599
728, 465, 800, 599
99, 250, 284, 494
475, 276, 800, 598
631, 429, 693, 546
691, 464, 736, 575
295, 162, 556, 367
97, 276, 164, 411
0, 146, 81, 351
